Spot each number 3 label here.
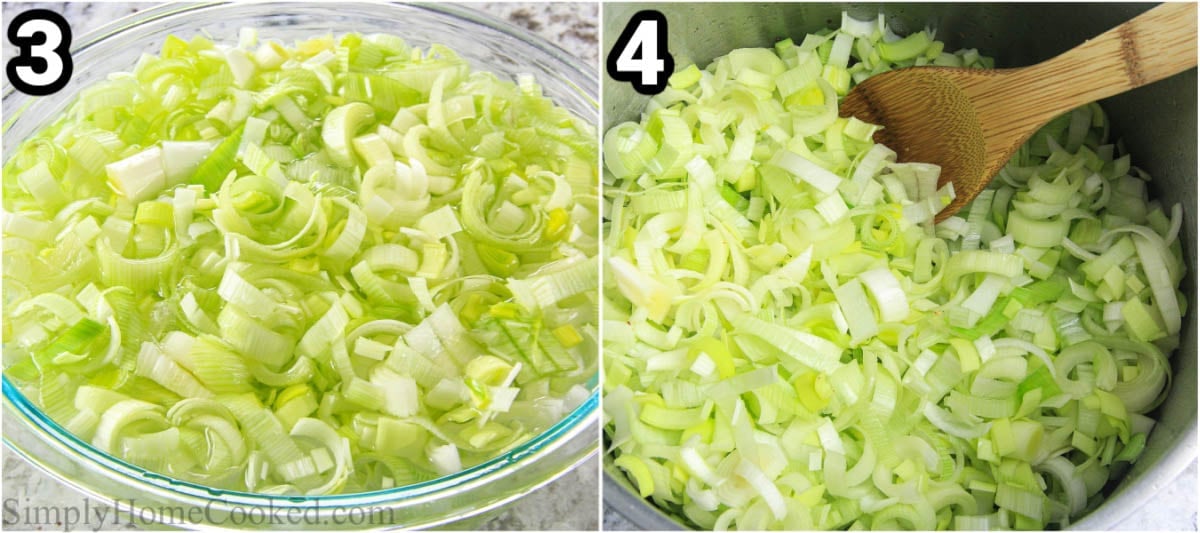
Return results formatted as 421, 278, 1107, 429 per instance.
6, 10, 73, 96
607, 10, 674, 96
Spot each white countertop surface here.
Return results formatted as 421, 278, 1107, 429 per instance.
0, 2, 598, 530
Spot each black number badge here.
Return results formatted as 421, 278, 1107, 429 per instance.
606, 10, 674, 96
6, 10, 73, 96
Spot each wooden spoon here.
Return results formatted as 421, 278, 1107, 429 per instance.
839, 2, 1197, 222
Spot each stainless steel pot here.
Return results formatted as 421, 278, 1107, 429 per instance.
602, 3, 1197, 529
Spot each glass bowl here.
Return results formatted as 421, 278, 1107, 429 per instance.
2, 2, 599, 529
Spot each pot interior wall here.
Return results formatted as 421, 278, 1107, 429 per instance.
603, 2, 1197, 529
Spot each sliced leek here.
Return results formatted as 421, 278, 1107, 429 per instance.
603, 13, 1183, 531
4, 30, 597, 495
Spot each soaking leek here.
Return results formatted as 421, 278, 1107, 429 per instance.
603, 13, 1184, 531
3, 30, 597, 495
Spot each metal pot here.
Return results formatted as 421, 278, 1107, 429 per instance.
602, 3, 1196, 529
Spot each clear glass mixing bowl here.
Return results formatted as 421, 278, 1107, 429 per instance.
2, 3, 599, 529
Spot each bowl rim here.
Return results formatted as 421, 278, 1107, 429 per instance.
2, 0, 601, 513
3, 1, 599, 101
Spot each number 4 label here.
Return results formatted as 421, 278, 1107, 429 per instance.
607, 10, 674, 96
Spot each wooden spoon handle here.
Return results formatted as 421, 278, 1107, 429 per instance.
1020, 2, 1197, 112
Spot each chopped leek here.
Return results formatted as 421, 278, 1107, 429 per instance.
4, 30, 597, 495
603, 13, 1183, 531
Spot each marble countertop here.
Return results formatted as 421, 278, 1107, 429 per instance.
0, 2, 597, 531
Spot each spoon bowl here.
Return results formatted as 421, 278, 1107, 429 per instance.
840, 2, 1197, 222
